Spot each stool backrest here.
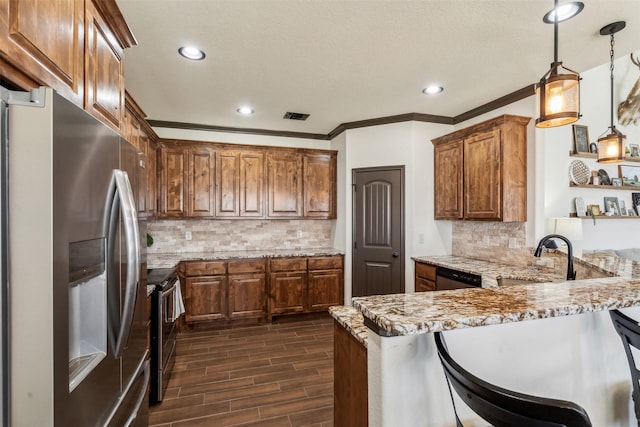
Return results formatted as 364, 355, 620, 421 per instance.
434, 332, 592, 427
609, 309, 640, 426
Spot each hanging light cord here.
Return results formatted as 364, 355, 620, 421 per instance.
609, 33, 615, 129
553, 0, 559, 65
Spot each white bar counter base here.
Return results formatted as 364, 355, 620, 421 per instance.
355, 277, 640, 427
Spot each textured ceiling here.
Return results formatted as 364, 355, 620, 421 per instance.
118, 0, 640, 136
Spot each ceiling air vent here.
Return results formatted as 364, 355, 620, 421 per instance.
283, 112, 310, 121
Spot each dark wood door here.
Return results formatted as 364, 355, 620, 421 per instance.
352, 167, 404, 297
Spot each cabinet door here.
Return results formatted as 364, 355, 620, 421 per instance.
85, 0, 124, 131
188, 148, 215, 217
434, 139, 463, 219
308, 269, 343, 311
146, 140, 157, 218
267, 153, 303, 217
303, 154, 336, 218
0, 0, 84, 105
215, 149, 240, 217
228, 273, 266, 319
240, 151, 264, 217
184, 276, 228, 322
415, 277, 435, 292
158, 146, 186, 218
269, 271, 306, 315
464, 129, 501, 219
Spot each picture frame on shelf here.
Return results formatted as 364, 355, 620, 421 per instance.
590, 142, 598, 154
630, 144, 640, 158
620, 200, 628, 216
612, 177, 623, 186
572, 125, 590, 154
619, 165, 640, 187
587, 204, 601, 216
604, 196, 621, 216
633, 193, 640, 215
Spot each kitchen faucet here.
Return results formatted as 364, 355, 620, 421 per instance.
534, 234, 576, 281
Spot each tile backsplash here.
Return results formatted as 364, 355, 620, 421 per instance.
145, 219, 334, 253
452, 221, 532, 265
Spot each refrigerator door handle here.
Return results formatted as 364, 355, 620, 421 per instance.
107, 169, 140, 358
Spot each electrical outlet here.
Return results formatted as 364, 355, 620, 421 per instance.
185, 231, 192, 241
297, 230, 303, 238
418, 233, 425, 244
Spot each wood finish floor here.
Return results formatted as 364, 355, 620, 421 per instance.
149, 315, 335, 427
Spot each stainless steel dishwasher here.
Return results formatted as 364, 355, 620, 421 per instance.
435, 267, 482, 290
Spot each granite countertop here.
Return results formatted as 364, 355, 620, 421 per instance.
412, 255, 564, 287
328, 306, 368, 348
334, 250, 640, 340
354, 276, 640, 337
147, 247, 344, 269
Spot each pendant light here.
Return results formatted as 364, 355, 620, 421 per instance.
597, 21, 626, 163
535, 0, 582, 128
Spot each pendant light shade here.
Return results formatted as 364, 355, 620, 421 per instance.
535, 0, 582, 128
535, 64, 580, 127
597, 129, 626, 163
597, 21, 626, 163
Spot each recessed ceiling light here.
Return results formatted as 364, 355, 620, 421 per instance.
178, 46, 205, 60
422, 85, 444, 95
542, 2, 584, 23
237, 106, 254, 115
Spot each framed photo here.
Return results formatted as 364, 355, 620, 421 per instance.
604, 196, 621, 216
620, 200, 628, 216
630, 144, 640, 158
573, 125, 590, 154
619, 165, 640, 187
587, 204, 601, 216
612, 177, 623, 186
590, 142, 598, 154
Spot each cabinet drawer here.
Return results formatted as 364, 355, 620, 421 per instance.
308, 256, 343, 270
228, 259, 266, 274
415, 262, 436, 281
270, 257, 307, 272
184, 261, 226, 276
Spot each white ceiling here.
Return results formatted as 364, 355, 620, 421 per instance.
117, 0, 640, 137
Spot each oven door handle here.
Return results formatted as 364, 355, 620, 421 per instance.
161, 280, 177, 298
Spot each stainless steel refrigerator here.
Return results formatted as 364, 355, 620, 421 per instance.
2, 87, 149, 426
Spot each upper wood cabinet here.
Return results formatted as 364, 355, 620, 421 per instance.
85, 0, 125, 131
432, 115, 530, 222
267, 152, 303, 217
158, 145, 187, 218
433, 139, 463, 219
0, 0, 85, 105
146, 139, 157, 218
187, 147, 215, 217
0, 0, 135, 131
303, 154, 336, 219
158, 141, 336, 219
215, 149, 264, 217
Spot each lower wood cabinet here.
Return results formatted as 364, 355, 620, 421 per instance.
415, 262, 436, 292
182, 259, 266, 324
334, 320, 367, 427
269, 256, 344, 319
180, 255, 344, 325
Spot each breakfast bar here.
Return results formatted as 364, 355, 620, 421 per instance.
333, 272, 640, 427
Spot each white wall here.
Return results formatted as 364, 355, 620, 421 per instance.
542, 50, 640, 250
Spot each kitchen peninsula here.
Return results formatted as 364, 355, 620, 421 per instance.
332, 252, 640, 427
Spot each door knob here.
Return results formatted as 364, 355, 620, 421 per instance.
392, 252, 399, 258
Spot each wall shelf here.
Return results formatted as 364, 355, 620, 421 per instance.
569, 152, 640, 163
569, 182, 640, 191
576, 215, 638, 220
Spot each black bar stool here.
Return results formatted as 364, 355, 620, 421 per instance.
434, 332, 592, 427
609, 309, 640, 426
